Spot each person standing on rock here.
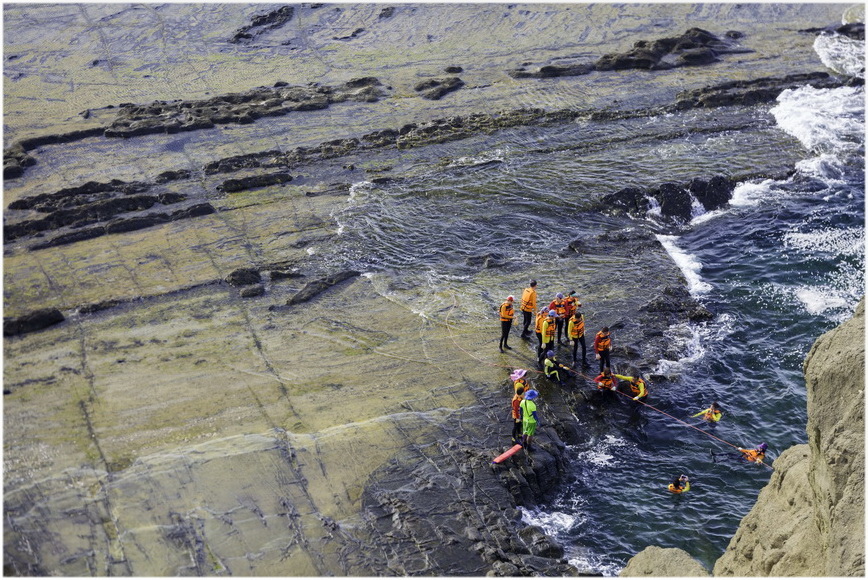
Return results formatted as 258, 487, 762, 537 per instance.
519, 389, 540, 451
534, 306, 547, 353
567, 309, 587, 367
511, 385, 525, 444
593, 326, 612, 372
519, 280, 538, 338
511, 368, 529, 394
563, 290, 580, 329
498, 295, 515, 352
539, 310, 557, 366
547, 293, 568, 345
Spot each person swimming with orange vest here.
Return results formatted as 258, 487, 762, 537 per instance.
668, 474, 690, 494
712, 442, 769, 465
692, 401, 723, 422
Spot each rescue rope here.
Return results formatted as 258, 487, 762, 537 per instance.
444, 292, 771, 468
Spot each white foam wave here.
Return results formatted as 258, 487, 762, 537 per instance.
520, 506, 584, 534
783, 226, 864, 256
573, 434, 631, 467
729, 179, 776, 207
770, 85, 865, 156
653, 322, 707, 376
447, 147, 510, 168
655, 234, 712, 295
814, 32, 865, 79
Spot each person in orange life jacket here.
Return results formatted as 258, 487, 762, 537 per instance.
738, 442, 768, 464
593, 326, 612, 373
498, 295, 515, 352
712, 442, 768, 465
519, 280, 538, 338
594, 367, 616, 390
614, 372, 647, 402
563, 290, 580, 322
538, 309, 557, 366
668, 474, 690, 494
511, 368, 529, 395
547, 293, 569, 345
543, 350, 571, 386
692, 401, 723, 422
511, 385, 525, 444
567, 310, 588, 367
534, 306, 547, 351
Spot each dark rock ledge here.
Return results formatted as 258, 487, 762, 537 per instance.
509, 27, 751, 79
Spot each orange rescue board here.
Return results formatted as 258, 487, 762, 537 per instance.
492, 444, 524, 464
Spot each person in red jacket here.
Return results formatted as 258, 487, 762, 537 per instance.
593, 326, 612, 373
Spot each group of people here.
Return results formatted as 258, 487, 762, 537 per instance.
499, 281, 770, 491
499, 280, 613, 374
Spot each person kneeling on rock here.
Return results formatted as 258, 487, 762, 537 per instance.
519, 389, 540, 451
543, 350, 570, 386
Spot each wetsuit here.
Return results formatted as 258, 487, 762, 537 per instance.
499, 300, 514, 351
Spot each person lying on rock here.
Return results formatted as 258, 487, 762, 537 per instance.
543, 350, 571, 386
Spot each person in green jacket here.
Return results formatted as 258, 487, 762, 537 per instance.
543, 350, 571, 386
519, 389, 540, 451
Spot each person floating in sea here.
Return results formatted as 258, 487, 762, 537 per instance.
543, 350, 571, 387
511, 385, 525, 444
614, 372, 647, 402
519, 280, 538, 338
567, 308, 588, 368
498, 295, 515, 352
519, 389, 540, 451
593, 326, 612, 373
668, 474, 690, 494
712, 442, 769, 466
539, 309, 557, 366
692, 401, 723, 423
548, 293, 569, 345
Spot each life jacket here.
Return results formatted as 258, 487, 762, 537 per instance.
542, 316, 556, 339
520, 287, 537, 313
564, 296, 578, 318
742, 449, 765, 463
595, 373, 615, 390
568, 315, 585, 338
704, 409, 722, 422
595, 331, 611, 352
628, 378, 646, 397
535, 309, 546, 333
550, 299, 567, 318
668, 482, 690, 494
511, 394, 523, 420
513, 378, 528, 394
500, 301, 514, 322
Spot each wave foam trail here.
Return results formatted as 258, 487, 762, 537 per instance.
770, 86, 865, 156
814, 33, 865, 78
655, 234, 712, 295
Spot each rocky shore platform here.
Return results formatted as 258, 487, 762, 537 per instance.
4, 4, 862, 576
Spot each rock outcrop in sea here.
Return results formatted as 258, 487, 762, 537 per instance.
621, 299, 865, 577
